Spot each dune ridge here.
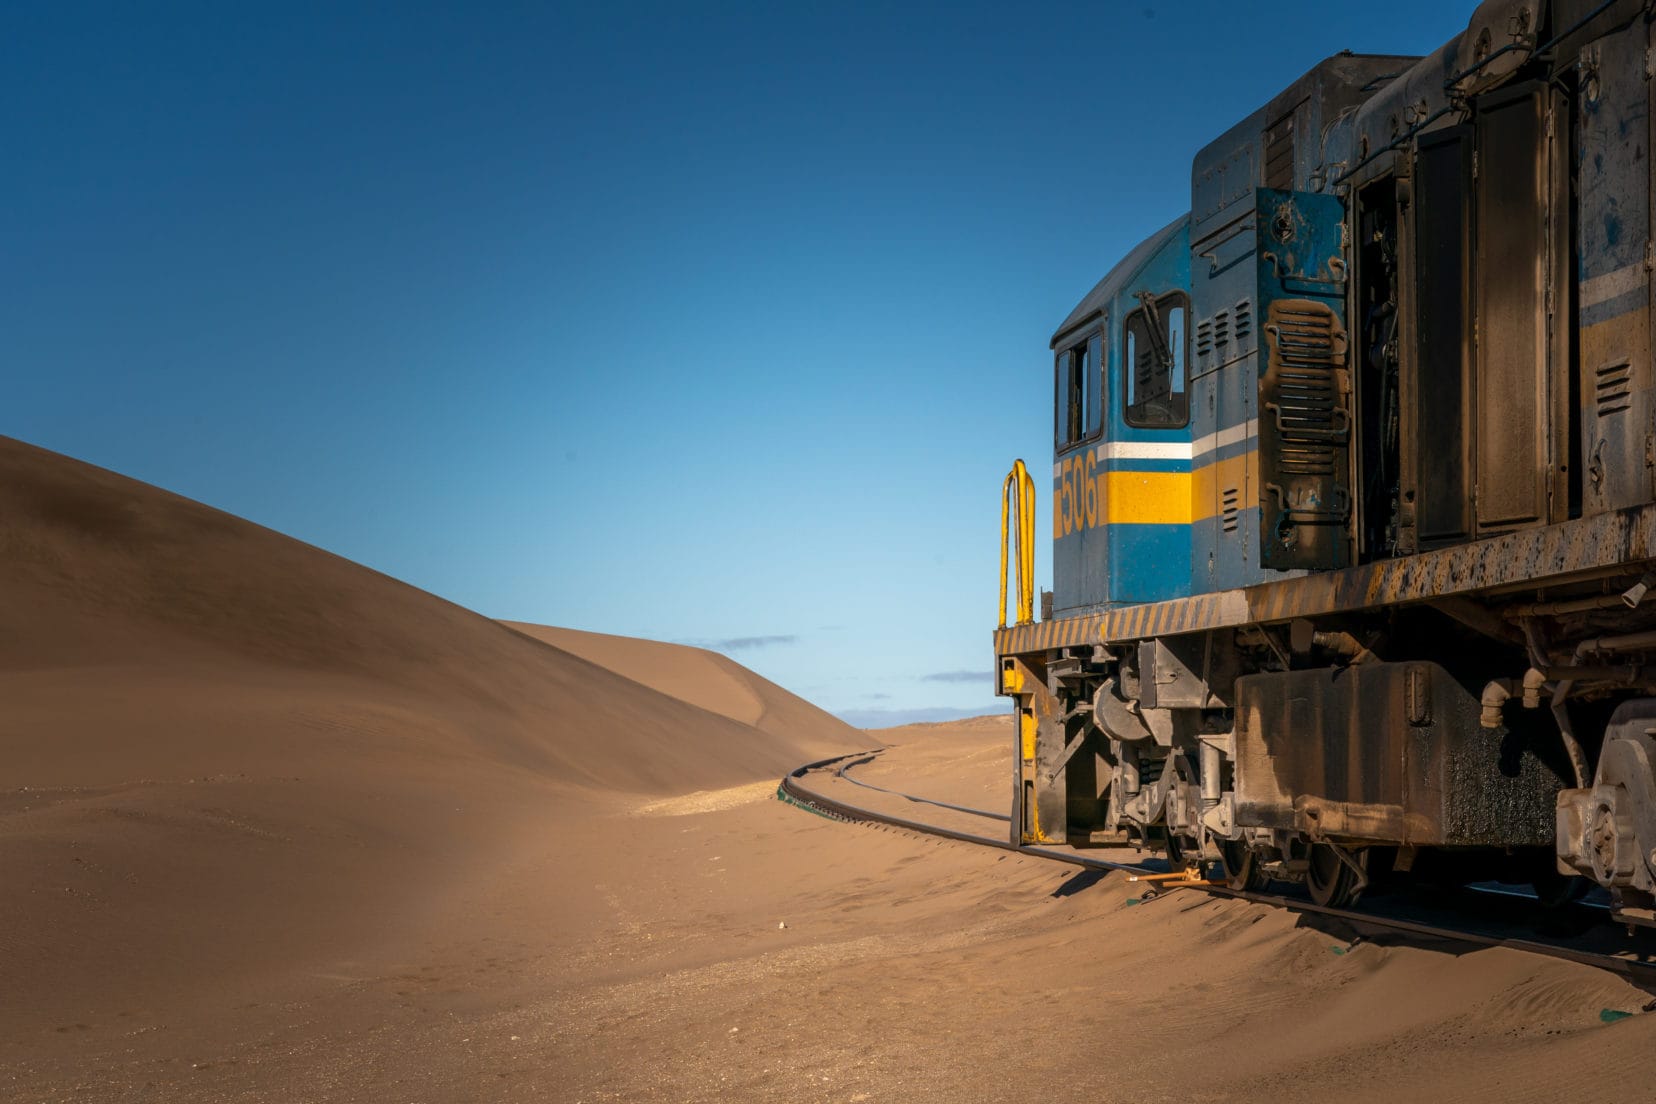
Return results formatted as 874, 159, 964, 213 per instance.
503, 622, 867, 755
0, 435, 858, 1036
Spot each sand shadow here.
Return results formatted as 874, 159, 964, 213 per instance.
1050, 868, 1109, 898
1278, 888, 1656, 998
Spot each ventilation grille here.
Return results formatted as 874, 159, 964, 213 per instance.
1268, 304, 1343, 476
1221, 486, 1241, 533
1596, 360, 1633, 417
1194, 299, 1253, 372
1210, 309, 1231, 353
1264, 110, 1297, 191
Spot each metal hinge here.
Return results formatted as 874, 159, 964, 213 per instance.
1545, 107, 1555, 139
1471, 149, 1479, 179
1646, 240, 1655, 272
1646, 44, 1655, 80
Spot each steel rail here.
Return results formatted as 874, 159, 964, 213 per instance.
779, 754, 1656, 989
827, 752, 1012, 824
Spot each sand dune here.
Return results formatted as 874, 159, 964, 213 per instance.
0, 436, 858, 1049
504, 622, 866, 755
6, 433, 1655, 1101
0, 437, 849, 794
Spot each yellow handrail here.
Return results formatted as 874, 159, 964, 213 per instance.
1000, 459, 1036, 628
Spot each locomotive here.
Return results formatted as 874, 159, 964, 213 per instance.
995, 0, 1656, 921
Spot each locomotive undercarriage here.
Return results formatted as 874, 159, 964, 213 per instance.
1009, 566, 1656, 918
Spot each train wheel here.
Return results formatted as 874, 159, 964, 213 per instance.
1220, 839, 1268, 892
1305, 843, 1365, 908
1530, 864, 1590, 910
1163, 829, 1186, 872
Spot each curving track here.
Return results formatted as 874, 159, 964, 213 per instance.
780, 751, 1656, 990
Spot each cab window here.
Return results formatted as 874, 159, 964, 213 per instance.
1055, 330, 1105, 448
1123, 291, 1189, 429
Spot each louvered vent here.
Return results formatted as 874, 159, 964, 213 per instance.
1266, 303, 1344, 477
1264, 110, 1296, 191
1196, 303, 1254, 373
1221, 486, 1241, 533
1196, 318, 1214, 360
1596, 360, 1633, 417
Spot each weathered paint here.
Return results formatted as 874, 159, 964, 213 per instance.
1577, 23, 1654, 518
1050, 216, 1193, 613
996, 500, 1656, 656
1234, 662, 1562, 847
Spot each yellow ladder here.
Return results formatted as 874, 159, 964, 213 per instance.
1000, 459, 1036, 628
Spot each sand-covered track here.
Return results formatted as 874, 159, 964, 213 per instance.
781, 752, 1656, 991
807, 751, 1011, 824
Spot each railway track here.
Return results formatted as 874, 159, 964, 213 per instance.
780, 751, 1656, 991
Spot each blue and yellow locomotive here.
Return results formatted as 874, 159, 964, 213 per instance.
997, 0, 1656, 919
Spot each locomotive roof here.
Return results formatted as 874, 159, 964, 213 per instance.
1051, 213, 1187, 349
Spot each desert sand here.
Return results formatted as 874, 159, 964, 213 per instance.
4, 433, 1656, 1102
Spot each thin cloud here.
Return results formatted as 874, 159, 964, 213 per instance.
678, 634, 799, 651
921, 669, 989, 684
717, 634, 797, 650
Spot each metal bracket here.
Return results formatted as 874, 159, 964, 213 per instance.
1042, 729, 1093, 784
1197, 731, 1235, 758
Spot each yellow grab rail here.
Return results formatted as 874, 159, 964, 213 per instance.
1000, 459, 1036, 628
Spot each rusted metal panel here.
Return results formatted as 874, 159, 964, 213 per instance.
993, 501, 1656, 657
1256, 189, 1353, 570
1546, 81, 1576, 526
1473, 83, 1550, 531
1190, 54, 1417, 594
1550, 0, 1648, 62
1232, 662, 1564, 846
1409, 125, 1475, 546
1139, 633, 1240, 708
1578, 27, 1654, 517
1005, 654, 1069, 845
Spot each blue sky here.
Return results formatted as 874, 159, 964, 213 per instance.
5, 2, 1472, 725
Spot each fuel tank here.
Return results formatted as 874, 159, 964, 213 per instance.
1233, 661, 1567, 846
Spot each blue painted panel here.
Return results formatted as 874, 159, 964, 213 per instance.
1189, 186, 1340, 591
1101, 218, 1193, 608
1051, 511, 1087, 615
1108, 523, 1190, 604
1050, 214, 1195, 614
1579, 29, 1651, 283
1254, 187, 1351, 571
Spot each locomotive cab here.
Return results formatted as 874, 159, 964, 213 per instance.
1050, 215, 1193, 615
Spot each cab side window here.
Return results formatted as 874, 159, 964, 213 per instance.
1055, 330, 1105, 449
1123, 292, 1189, 429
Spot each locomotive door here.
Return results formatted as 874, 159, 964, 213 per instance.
1577, 27, 1654, 516
1255, 188, 1352, 571
1472, 86, 1546, 529
1409, 126, 1475, 548
1471, 82, 1558, 532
